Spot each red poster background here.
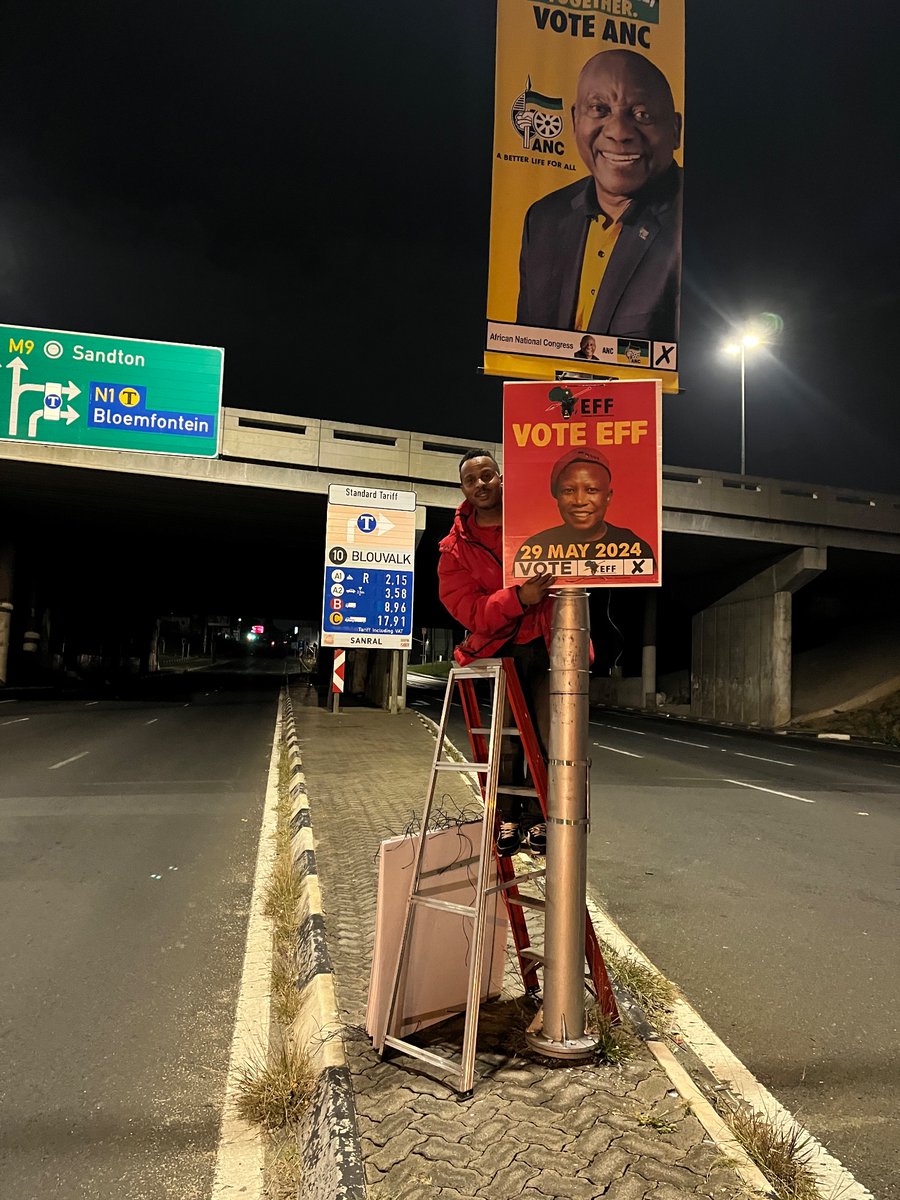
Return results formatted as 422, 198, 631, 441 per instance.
502, 379, 662, 588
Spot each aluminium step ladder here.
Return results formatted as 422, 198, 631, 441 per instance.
376, 657, 618, 1095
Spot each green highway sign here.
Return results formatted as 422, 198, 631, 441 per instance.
0, 324, 223, 457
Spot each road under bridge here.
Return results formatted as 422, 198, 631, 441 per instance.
1, 409, 898, 727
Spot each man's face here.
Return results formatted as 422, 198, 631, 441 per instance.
581, 336, 596, 357
554, 462, 613, 533
572, 51, 681, 207
460, 455, 502, 515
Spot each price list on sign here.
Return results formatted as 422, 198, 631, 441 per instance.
321, 484, 417, 650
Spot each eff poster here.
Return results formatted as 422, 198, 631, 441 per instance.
486, 1, 685, 394
502, 379, 662, 588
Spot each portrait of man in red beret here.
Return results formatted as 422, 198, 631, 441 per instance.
513, 446, 655, 569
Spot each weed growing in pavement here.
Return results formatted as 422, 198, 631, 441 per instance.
717, 1099, 819, 1200
585, 1004, 634, 1065
600, 941, 676, 1031
634, 1107, 679, 1132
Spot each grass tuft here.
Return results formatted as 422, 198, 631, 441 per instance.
720, 1101, 820, 1200
235, 1035, 314, 1131
266, 1129, 304, 1198
271, 945, 301, 1026
264, 853, 304, 943
600, 941, 676, 1030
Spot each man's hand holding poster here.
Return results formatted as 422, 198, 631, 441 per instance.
502, 380, 662, 588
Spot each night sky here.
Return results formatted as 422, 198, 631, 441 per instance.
3, 1, 898, 493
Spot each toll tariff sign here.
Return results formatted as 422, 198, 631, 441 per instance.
0, 324, 223, 457
503, 379, 662, 588
322, 485, 417, 650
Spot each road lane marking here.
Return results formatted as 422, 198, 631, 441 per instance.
1, 717, 29, 726
49, 751, 90, 770
734, 751, 796, 766
85, 701, 98, 706
212, 701, 281, 1196
590, 722, 646, 735
592, 742, 643, 758
0, 699, 17, 705
724, 778, 814, 804
662, 736, 710, 749
145, 718, 158, 725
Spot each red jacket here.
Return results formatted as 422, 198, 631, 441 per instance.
438, 500, 553, 665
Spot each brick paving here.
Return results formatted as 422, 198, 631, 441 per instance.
290, 694, 752, 1200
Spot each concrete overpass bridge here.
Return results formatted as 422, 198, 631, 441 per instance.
1, 408, 898, 726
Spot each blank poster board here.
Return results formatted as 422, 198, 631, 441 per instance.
366, 822, 509, 1047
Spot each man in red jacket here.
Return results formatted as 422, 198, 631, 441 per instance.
438, 449, 554, 856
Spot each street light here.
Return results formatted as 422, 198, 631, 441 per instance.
722, 328, 765, 475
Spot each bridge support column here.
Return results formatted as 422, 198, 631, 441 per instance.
0, 541, 14, 686
691, 547, 826, 729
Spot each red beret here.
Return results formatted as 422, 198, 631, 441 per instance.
549, 447, 612, 496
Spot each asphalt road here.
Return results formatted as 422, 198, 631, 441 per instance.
408, 684, 900, 1199
0, 666, 284, 1200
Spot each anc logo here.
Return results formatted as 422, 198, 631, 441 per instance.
511, 77, 564, 154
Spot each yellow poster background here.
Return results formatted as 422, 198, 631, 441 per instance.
486, 0, 685, 392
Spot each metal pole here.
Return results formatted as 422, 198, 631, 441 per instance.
740, 346, 746, 476
641, 591, 657, 711
526, 587, 597, 1059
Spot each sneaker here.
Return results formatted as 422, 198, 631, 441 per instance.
496, 821, 521, 857
526, 822, 547, 854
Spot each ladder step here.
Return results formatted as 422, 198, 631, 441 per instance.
469, 727, 520, 736
434, 761, 488, 773
383, 1036, 460, 1074
520, 948, 591, 980
485, 867, 546, 895
506, 895, 545, 911
496, 784, 539, 796
410, 895, 477, 917
450, 665, 502, 679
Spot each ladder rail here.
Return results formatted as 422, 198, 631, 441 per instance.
457, 662, 506, 1093
377, 661, 475, 1056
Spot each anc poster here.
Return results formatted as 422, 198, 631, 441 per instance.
486, 1, 685, 394
502, 379, 662, 588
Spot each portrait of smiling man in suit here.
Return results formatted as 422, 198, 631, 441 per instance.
516, 49, 682, 344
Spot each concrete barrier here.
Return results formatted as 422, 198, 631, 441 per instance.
281, 690, 366, 1200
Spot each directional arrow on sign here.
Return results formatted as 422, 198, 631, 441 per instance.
375, 512, 395, 536
5, 357, 44, 436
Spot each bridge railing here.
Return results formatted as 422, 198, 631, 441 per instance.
222, 408, 899, 534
